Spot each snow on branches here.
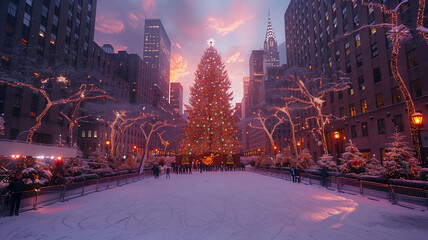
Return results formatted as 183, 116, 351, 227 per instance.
338, 140, 366, 174
283, 70, 350, 155
384, 130, 420, 179
249, 109, 284, 157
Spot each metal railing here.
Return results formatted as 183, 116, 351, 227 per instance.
249, 167, 428, 209
0, 170, 153, 217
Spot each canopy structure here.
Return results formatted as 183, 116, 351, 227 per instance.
0, 139, 77, 158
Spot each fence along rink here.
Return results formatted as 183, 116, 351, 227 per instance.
249, 167, 428, 209
0, 171, 153, 217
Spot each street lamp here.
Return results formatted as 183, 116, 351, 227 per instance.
334, 131, 340, 165
411, 112, 424, 165
296, 141, 301, 154
105, 140, 110, 158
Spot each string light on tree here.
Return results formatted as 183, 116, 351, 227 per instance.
180, 45, 239, 156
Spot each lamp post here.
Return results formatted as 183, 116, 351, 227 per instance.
334, 131, 340, 165
411, 112, 424, 166
105, 140, 110, 159
296, 141, 301, 154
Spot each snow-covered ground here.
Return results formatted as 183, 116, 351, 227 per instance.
1, 171, 427, 240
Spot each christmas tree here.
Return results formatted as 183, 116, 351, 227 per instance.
296, 149, 315, 169
338, 140, 366, 174
180, 46, 239, 155
317, 154, 336, 170
365, 154, 386, 176
384, 131, 420, 179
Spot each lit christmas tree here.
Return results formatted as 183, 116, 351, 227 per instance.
180, 45, 239, 155
296, 149, 315, 169
317, 154, 336, 170
338, 140, 366, 174
365, 154, 386, 177
384, 131, 420, 179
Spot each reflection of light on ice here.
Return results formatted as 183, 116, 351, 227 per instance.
308, 194, 358, 228
38, 204, 82, 214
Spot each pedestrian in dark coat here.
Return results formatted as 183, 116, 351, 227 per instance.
290, 167, 296, 182
7, 173, 24, 216
166, 167, 171, 179
296, 167, 301, 183
321, 167, 328, 187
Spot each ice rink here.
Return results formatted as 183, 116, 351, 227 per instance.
1, 171, 427, 240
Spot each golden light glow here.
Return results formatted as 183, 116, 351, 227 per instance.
334, 131, 340, 139
412, 112, 423, 128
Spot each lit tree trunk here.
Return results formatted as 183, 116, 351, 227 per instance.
139, 120, 175, 174
391, 41, 420, 161
276, 105, 298, 157
249, 110, 284, 158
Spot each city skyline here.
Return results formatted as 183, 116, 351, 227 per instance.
94, 0, 291, 106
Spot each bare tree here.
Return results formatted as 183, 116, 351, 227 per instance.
139, 120, 175, 174
249, 109, 285, 157
0, 77, 112, 142
283, 72, 350, 155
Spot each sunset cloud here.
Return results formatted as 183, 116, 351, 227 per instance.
226, 51, 244, 63
128, 12, 139, 28
95, 16, 125, 34
143, 0, 156, 16
206, 16, 254, 36
170, 53, 190, 82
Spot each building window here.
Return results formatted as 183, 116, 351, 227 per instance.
376, 93, 384, 108
345, 41, 350, 55
371, 42, 378, 58
88, 130, 92, 138
407, 49, 418, 69
377, 119, 386, 134
358, 75, 365, 90
410, 79, 422, 98
362, 122, 369, 136
392, 87, 402, 104
340, 107, 345, 117
13, 93, 22, 117
82, 130, 86, 138
350, 104, 356, 116
94, 130, 98, 138
351, 125, 357, 138
356, 53, 362, 68
355, 33, 361, 47
361, 99, 367, 113
393, 114, 404, 132
349, 87, 354, 96
373, 67, 381, 83
346, 61, 351, 73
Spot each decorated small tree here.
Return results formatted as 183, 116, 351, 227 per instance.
338, 140, 366, 174
317, 154, 336, 170
20, 158, 53, 189
365, 154, 386, 177
384, 131, 420, 179
296, 149, 315, 169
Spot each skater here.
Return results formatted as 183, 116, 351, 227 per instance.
290, 167, 296, 182
166, 167, 171, 179
321, 167, 328, 187
7, 172, 24, 216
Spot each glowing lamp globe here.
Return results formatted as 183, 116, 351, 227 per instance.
411, 112, 423, 128
334, 131, 340, 139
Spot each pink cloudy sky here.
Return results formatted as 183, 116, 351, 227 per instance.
94, 0, 290, 106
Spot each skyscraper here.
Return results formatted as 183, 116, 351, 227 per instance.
263, 13, 280, 73
170, 82, 183, 115
248, 50, 264, 113
143, 19, 171, 104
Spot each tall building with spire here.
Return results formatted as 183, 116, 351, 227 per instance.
263, 12, 280, 73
